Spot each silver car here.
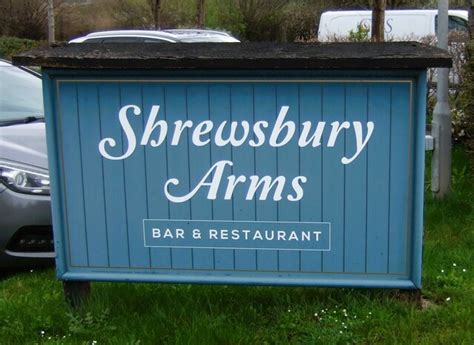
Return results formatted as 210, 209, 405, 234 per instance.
0, 60, 53, 269
69, 29, 240, 43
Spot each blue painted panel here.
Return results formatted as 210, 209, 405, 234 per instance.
321, 83, 345, 273
98, 84, 130, 268
412, 72, 427, 288
344, 84, 368, 273
58, 83, 88, 267
42, 73, 68, 275
389, 83, 411, 274
254, 84, 278, 271
186, 84, 214, 269
366, 84, 391, 274
142, 84, 172, 269
164, 84, 193, 269
47, 73, 424, 288
299, 84, 323, 273
230, 84, 257, 271
209, 84, 234, 270
76, 84, 109, 267
276, 84, 301, 272
120, 84, 150, 268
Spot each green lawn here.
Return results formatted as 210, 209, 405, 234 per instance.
1, 148, 473, 344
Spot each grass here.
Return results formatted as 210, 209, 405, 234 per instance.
1, 147, 473, 344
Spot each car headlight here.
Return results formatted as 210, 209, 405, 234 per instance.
0, 161, 50, 195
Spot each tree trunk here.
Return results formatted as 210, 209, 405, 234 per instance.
372, 0, 385, 42
153, 0, 161, 30
197, 0, 205, 29
47, 0, 55, 44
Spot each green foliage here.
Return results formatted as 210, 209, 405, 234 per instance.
432, 264, 468, 289
348, 22, 370, 42
205, 0, 246, 38
459, 41, 474, 150
0, 36, 43, 61
281, 1, 318, 42
66, 308, 116, 335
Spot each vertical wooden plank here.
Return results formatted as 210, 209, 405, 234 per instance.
254, 84, 278, 271
58, 83, 88, 267
366, 83, 391, 274
344, 84, 368, 273
412, 72, 427, 288
98, 84, 130, 268
276, 83, 300, 272
321, 83, 345, 273
142, 84, 171, 269
187, 84, 214, 269
299, 83, 323, 272
76, 83, 108, 267
120, 83, 150, 268
230, 84, 257, 271
43, 74, 68, 276
209, 84, 234, 270
165, 84, 192, 269
389, 83, 410, 274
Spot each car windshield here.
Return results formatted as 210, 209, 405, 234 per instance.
0, 64, 43, 122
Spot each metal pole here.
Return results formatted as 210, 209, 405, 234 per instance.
47, 0, 55, 44
431, 0, 451, 197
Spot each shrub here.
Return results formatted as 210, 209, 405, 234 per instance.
348, 22, 370, 42
459, 41, 474, 150
0, 37, 43, 61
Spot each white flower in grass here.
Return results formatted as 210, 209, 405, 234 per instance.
453, 263, 457, 267
40, 331, 45, 336
446, 297, 451, 301
462, 269, 467, 272
441, 269, 445, 273
287, 309, 291, 313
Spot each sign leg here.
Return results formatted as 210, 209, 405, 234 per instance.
394, 289, 422, 308
63, 281, 91, 308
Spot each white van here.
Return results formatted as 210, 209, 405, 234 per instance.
318, 10, 468, 41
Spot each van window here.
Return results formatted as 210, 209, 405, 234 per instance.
435, 15, 468, 33
449, 16, 468, 32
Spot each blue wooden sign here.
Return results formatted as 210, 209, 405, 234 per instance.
42, 69, 427, 289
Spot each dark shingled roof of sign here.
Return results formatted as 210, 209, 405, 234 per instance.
13, 42, 452, 70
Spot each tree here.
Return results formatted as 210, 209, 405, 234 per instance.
0, 0, 48, 39
197, 0, 205, 28
372, 0, 386, 42
148, 0, 162, 30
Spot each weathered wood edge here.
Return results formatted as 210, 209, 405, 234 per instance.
12, 42, 452, 69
